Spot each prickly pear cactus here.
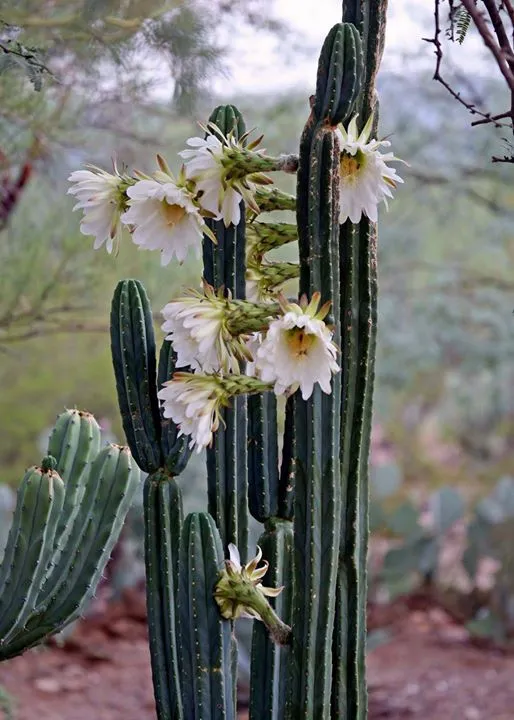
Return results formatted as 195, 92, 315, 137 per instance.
0, 410, 141, 661
65, 2, 401, 718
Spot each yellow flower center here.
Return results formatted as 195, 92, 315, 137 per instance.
339, 153, 361, 179
286, 328, 316, 357
162, 201, 186, 226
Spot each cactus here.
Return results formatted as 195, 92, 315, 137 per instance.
179, 513, 235, 720
91, 4, 394, 719
203, 106, 250, 565
0, 410, 141, 661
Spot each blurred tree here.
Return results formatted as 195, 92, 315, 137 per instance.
428, 1, 514, 162
0, 0, 287, 346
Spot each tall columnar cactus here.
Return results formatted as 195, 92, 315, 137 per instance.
0, 409, 140, 661
203, 106, 250, 565
71, 3, 396, 718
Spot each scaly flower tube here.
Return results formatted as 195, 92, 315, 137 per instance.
179, 124, 296, 227
214, 544, 291, 646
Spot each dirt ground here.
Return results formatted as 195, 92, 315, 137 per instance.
1, 589, 514, 720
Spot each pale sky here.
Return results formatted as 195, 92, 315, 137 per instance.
212, 0, 486, 95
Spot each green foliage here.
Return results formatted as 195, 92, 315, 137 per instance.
0, 23, 50, 91
372, 470, 514, 644
455, 8, 472, 44
380, 484, 464, 596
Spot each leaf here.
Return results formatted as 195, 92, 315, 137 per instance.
385, 501, 420, 538
466, 609, 505, 643
384, 572, 420, 601
382, 533, 429, 575
370, 462, 403, 500
366, 628, 392, 652
0, 40, 51, 91
462, 517, 490, 580
455, 8, 472, 45
369, 499, 386, 533
430, 486, 464, 534
477, 476, 514, 524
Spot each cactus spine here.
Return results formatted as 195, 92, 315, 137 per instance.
0, 411, 141, 661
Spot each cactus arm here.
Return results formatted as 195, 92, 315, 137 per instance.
332, 4, 387, 716
144, 472, 184, 720
42, 445, 139, 624
36, 409, 102, 603
286, 121, 342, 719
179, 513, 235, 720
313, 23, 364, 126
0, 445, 140, 660
203, 105, 249, 562
0, 465, 65, 644
331, 220, 360, 718
48, 409, 101, 495
249, 518, 293, 720
110, 279, 162, 473
340, 216, 378, 718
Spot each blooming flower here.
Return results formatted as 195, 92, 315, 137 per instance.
179, 126, 271, 227
254, 294, 340, 400
214, 544, 290, 645
161, 288, 245, 373
157, 373, 225, 452
121, 169, 205, 266
67, 166, 128, 254
158, 371, 272, 452
335, 115, 404, 225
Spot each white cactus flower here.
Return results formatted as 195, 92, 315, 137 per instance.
157, 373, 225, 452
180, 133, 243, 227
121, 175, 204, 266
161, 292, 237, 373
179, 125, 271, 228
335, 115, 404, 225
254, 294, 340, 400
67, 166, 127, 254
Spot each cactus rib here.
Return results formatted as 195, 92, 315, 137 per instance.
0, 465, 65, 644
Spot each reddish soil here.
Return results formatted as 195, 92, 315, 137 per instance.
2, 589, 514, 720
